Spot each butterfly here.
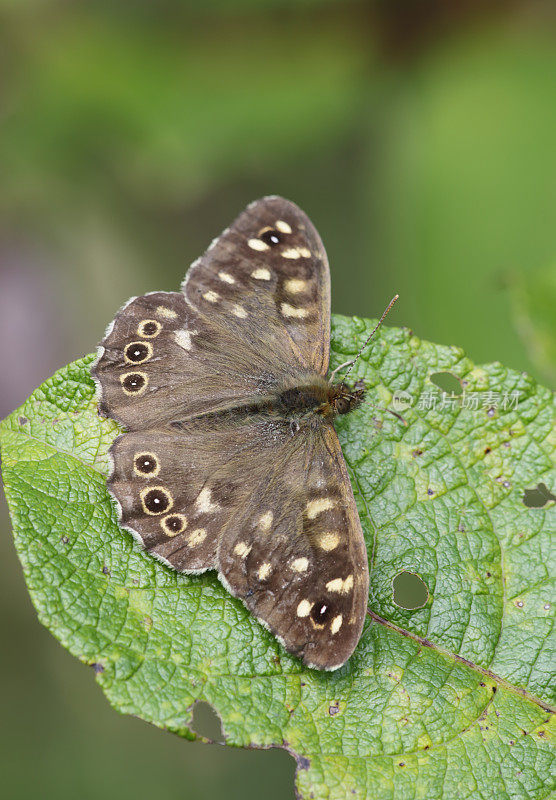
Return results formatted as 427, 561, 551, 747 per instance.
92, 196, 374, 670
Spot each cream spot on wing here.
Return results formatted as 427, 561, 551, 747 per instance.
326, 575, 354, 594
195, 487, 221, 513
174, 329, 197, 351
280, 303, 309, 319
218, 271, 235, 284
258, 562, 272, 581
291, 557, 309, 573
317, 532, 340, 551
188, 528, 207, 547
248, 238, 269, 251
156, 306, 178, 319
203, 290, 220, 303
297, 599, 313, 617
330, 614, 343, 634
258, 511, 273, 532
298, 247, 311, 258
306, 498, 336, 519
251, 267, 271, 280
281, 248, 301, 259
275, 220, 292, 234
232, 304, 247, 318
234, 541, 251, 558
284, 278, 307, 294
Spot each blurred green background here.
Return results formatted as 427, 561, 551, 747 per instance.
1, 2, 555, 798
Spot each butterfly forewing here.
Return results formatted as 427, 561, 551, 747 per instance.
93, 290, 286, 429
182, 196, 331, 374
92, 196, 370, 670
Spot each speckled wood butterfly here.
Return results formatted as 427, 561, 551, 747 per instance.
92, 196, 385, 670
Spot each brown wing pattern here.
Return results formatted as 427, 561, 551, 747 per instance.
182, 196, 331, 375
217, 422, 369, 671
92, 289, 300, 430
106, 415, 296, 574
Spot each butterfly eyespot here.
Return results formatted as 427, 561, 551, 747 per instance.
311, 601, 334, 626
140, 486, 173, 515
161, 514, 187, 536
137, 319, 162, 338
133, 452, 160, 477
120, 372, 148, 395
259, 228, 282, 247
125, 341, 153, 364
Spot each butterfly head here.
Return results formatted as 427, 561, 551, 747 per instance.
327, 379, 366, 416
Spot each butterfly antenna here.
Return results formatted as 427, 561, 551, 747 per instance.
341, 294, 399, 382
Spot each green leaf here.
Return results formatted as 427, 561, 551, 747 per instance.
1, 315, 555, 800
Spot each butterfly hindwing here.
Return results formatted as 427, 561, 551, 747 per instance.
217, 423, 369, 671
106, 415, 302, 573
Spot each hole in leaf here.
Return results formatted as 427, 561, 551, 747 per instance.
522, 483, 556, 508
191, 701, 225, 743
392, 571, 429, 609
430, 372, 463, 395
